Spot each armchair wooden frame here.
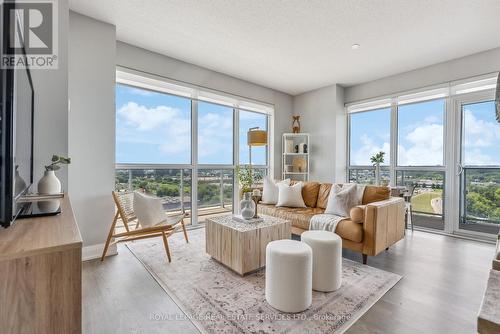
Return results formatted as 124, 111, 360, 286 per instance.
101, 191, 189, 262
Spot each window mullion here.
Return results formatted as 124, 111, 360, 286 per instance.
390, 98, 398, 186
191, 100, 198, 225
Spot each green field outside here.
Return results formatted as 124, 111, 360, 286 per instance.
411, 189, 442, 214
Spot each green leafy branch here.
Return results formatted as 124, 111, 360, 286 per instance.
45, 155, 71, 172
370, 151, 385, 165
235, 165, 263, 193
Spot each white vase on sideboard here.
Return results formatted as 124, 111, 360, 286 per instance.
38, 170, 61, 194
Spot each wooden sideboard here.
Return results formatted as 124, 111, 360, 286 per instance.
0, 196, 83, 334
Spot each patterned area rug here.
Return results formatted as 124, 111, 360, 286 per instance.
127, 228, 401, 334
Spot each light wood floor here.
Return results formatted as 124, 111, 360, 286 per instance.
83, 230, 494, 334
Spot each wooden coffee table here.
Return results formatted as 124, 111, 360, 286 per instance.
205, 214, 291, 275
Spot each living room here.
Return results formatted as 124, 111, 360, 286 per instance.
0, 1, 499, 333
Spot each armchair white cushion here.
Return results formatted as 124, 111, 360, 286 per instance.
133, 191, 166, 228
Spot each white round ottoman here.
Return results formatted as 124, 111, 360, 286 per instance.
265, 240, 312, 313
301, 230, 342, 292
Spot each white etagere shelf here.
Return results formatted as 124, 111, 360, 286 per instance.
282, 133, 309, 181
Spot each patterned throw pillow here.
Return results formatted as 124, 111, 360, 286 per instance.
325, 184, 358, 217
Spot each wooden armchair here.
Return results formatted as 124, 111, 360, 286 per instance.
101, 191, 189, 262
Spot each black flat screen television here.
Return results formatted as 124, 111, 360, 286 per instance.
0, 2, 35, 227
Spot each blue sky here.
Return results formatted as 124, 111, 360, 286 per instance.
462, 100, 500, 166
116, 84, 268, 165
350, 107, 391, 165
397, 99, 444, 166
350, 99, 499, 167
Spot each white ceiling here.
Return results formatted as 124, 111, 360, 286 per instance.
69, 0, 500, 95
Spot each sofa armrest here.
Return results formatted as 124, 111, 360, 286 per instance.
362, 197, 405, 256
350, 205, 366, 223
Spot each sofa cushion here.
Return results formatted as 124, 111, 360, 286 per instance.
302, 181, 320, 207
336, 219, 364, 243
317, 183, 333, 209
362, 186, 390, 205
290, 181, 321, 207
258, 204, 324, 230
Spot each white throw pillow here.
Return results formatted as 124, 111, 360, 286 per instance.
325, 184, 358, 217
261, 177, 290, 204
133, 192, 166, 228
276, 182, 306, 208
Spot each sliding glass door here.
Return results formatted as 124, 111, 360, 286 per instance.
347, 78, 498, 239
456, 95, 500, 235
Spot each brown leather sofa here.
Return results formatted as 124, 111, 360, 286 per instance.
257, 182, 406, 264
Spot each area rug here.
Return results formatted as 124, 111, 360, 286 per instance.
127, 228, 402, 334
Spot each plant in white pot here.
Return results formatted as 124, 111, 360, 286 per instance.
370, 151, 385, 186
38, 155, 71, 195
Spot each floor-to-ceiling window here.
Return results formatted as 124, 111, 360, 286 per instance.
396, 98, 446, 230
347, 75, 499, 239
115, 83, 194, 225
457, 97, 500, 235
348, 106, 391, 185
239, 109, 269, 184
115, 70, 272, 225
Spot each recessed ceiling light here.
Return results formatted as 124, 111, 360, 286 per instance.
351, 44, 360, 50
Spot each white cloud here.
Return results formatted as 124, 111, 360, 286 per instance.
117, 102, 191, 156
118, 102, 182, 131
351, 134, 390, 165
398, 123, 443, 166
198, 112, 233, 160
462, 109, 500, 165
352, 108, 499, 167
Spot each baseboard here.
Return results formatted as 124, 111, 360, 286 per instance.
82, 243, 117, 261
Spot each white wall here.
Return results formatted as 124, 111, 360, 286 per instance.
292, 84, 346, 183
116, 42, 293, 179
68, 12, 116, 252
344, 47, 500, 103
31, 0, 69, 190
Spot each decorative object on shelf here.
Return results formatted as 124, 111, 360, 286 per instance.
370, 151, 385, 186
38, 155, 71, 195
292, 115, 301, 133
292, 157, 307, 173
240, 192, 256, 220
282, 133, 309, 181
285, 139, 294, 153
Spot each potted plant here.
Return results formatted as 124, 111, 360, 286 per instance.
236, 165, 252, 194
235, 165, 263, 219
370, 151, 385, 186
38, 155, 71, 194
